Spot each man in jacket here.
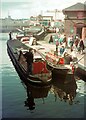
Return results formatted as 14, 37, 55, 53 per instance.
24, 48, 33, 75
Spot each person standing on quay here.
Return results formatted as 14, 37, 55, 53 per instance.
49, 35, 53, 43
70, 36, 74, 52
56, 40, 59, 54
79, 39, 85, 54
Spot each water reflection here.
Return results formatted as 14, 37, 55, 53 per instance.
24, 84, 51, 110
24, 78, 77, 110
51, 79, 77, 105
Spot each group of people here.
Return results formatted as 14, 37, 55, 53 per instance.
68, 35, 85, 54
49, 34, 85, 57
48, 33, 85, 66
49, 34, 66, 56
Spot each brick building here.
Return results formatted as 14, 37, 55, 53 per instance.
63, 2, 86, 40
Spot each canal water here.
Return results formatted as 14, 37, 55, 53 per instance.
0, 33, 86, 119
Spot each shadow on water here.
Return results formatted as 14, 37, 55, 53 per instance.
23, 77, 77, 111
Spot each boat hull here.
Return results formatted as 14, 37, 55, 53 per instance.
47, 63, 74, 82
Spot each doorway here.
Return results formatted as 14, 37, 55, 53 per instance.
76, 27, 82, 38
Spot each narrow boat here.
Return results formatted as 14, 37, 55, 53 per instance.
42, 51, 76, 80
7, 39, 52, 86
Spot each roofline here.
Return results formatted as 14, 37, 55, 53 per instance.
62, 2, 86, 14
63, 10, 86, 14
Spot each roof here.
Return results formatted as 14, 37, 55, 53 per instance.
63, 3, 86, 12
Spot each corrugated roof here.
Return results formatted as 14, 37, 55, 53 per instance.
63, 3, 86, 12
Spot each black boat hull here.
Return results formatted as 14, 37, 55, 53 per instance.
47, 64, 74, 82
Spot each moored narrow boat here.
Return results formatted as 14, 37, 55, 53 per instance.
7, 39, 52, 86
44, 51, 75, 80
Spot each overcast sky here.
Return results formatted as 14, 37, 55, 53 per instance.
1, 0, 86, 19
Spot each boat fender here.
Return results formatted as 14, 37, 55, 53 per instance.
72, 65, 75, 74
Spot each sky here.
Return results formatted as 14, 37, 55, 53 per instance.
1, 0, 86, 19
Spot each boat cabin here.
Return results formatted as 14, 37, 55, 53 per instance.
18, 49, 49, 75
